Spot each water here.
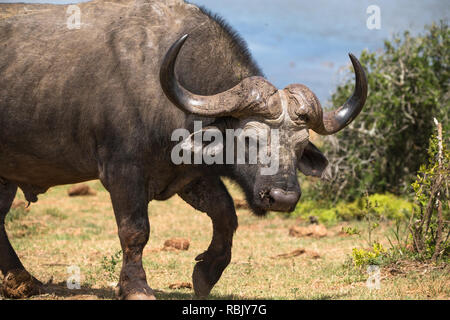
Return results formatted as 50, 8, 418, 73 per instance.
2, 0, 449, 103
190, 0, 449, 104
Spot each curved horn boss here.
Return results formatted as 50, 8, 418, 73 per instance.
161, 35, 367, 134
286, 54, 368, 135
160, 34, 281, 119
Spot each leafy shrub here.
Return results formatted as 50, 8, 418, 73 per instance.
293, 193, 415, 224
355, 194, 415, 221
101, 250, 122, 281
312, 21, 449, 202
410, 124, 449, 261
351, 243, 387, 268
341, 226, 361, 236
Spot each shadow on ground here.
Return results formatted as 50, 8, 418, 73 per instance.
1, 280, 350, 300
29, 284, 259, 300
31, 282, 115, 300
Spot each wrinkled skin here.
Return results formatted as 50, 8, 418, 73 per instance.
0, 0, 366, 299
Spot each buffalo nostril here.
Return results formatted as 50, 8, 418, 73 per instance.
269, 188, 300, 212
269, 188, 299, 203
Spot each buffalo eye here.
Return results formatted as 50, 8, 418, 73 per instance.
294, 109, 310, 123
298, 113, 309, 122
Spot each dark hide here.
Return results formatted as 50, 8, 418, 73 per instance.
0, 0, 332, 299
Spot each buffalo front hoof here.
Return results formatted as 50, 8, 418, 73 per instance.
192, 251, 231, 298
1, 269, 43, 299
192, 262, 216, 298
116, 282, 156, 300
125, 292, 157, 300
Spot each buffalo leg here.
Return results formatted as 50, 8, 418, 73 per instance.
101, 165, 155, 300
179, 177, 238, 298
0, 181, 42, 298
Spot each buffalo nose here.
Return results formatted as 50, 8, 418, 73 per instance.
269, 188, 300, 212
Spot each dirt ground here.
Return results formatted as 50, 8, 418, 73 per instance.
1, 180, 448, 300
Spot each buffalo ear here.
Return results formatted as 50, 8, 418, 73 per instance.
297, 142, 331, 180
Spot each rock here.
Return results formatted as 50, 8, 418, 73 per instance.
163, 238, 190, 251
271, 249, 321, 259
271, 249, 306, 259
169, 282, 192, 290
289, 224, 328, 238
67, 184, 97, 197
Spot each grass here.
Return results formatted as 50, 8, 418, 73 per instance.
0, 180, 448, 300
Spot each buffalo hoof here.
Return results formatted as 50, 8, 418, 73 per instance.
192, 262, 215, 298
192, 250, 231, 298
116, 282, 156, 300
124, 292, 156, 300
1, 269, 43, 299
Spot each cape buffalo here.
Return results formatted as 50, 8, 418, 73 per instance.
0, 0, 367, 299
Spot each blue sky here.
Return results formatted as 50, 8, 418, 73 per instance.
2, 0, 449, 103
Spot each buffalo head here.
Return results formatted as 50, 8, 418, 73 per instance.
160, 34, 367, 215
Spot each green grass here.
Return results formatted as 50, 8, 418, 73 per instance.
0, 181, 448, 300
6, 207, 29, 223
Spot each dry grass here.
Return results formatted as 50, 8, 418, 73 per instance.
1, 180, 448, 300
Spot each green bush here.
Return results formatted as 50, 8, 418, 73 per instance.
351, 243, 387, 268
101, 250, 122, 282
293, 193, 415, 224
312, 21, 449, 202
355, 193, 415, 221
410, 126, 449, 260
